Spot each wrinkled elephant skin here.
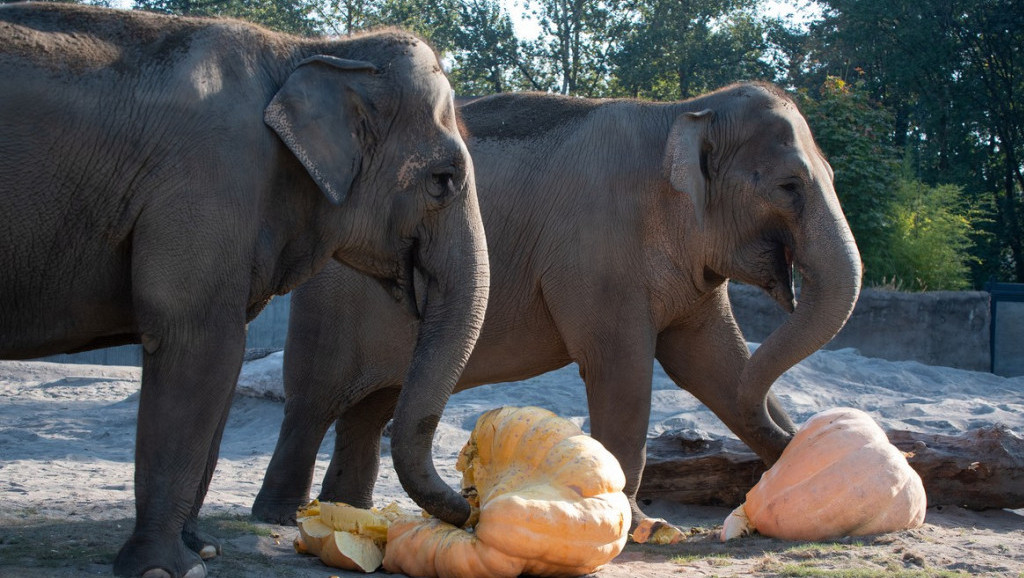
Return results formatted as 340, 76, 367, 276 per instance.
0, 4, 488, 577
253, 83, 861, 531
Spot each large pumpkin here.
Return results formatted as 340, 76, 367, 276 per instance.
722, 407, 927, 541
383, 406, 631, 578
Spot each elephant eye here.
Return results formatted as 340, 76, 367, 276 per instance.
769, 179, 804, 215
427, 165, 461, 200
431, 172, 451, 188
777, 180, 803, 200
779, 180, 800, 195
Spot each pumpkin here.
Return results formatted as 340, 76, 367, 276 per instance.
721, 407, 927, 541
382, 406, 632, 578
293, 499, 417, 572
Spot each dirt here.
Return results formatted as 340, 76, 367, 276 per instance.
1, 503, 1022, 577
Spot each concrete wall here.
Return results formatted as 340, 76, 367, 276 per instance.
728, 283, 995, 373
41, 294, 292, 367
39, 285, 1023, 377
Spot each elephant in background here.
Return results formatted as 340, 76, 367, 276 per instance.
252, 82, 861, 535
0, 3, 488, 577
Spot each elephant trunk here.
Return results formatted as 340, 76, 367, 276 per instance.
739, 190, 862, 463
388, 190, 489, 528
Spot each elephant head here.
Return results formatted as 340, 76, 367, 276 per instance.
265, 36, 489, 521
668, 83, 862, 461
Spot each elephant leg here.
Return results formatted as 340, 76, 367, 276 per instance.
252, 392, 337, 524
112, 316, 245, 578
655, 306, 793, 464
318, 386, 400, 508
181, 398, 233, 560
570, 331, 656, 534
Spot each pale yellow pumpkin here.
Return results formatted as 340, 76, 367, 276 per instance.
721, 407, 927, 541
382, 406, 631, 578
292, 500, 418, 573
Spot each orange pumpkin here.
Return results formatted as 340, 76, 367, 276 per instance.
721, 407, 927, 541
382, 406, 631, 578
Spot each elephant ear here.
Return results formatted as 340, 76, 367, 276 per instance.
667, 109, 715, 226
265, 55, 378, 205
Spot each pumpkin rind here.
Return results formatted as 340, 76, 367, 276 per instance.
295, 515, 332, 556
383, 517, 524, 578
318, 529, 384, 572
733, 407, 926, 541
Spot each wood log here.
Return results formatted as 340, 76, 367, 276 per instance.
638, 425, 1024, 510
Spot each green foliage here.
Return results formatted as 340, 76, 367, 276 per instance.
798, 77, 979, 290
446, 0, 539, 94
521, 0, 615, 95
132, 0, 319, 35
882, 179, 977, 291
802, 0, 1024, 285
610, 0, 776, 99
359, 0, 463, 51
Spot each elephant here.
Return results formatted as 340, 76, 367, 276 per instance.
252, 82, 862, 536
0, 3, 489, 577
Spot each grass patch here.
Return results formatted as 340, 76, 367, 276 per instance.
773, 563, 969, 577
783, 541, 867, 557
670, 552, 733, 566
204, 513, 276, 538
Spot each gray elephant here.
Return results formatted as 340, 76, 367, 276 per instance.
0, 4, 488, 577
252, 82, 861, 535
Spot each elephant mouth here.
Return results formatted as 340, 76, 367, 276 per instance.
376, 239, 425, 320
763, 241, 796, 313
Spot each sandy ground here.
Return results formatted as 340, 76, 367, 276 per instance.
1, 348, 1023, 577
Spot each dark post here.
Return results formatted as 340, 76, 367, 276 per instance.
985, 281, 1024, 377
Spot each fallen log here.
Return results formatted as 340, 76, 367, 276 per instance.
639, 425, 1024, 510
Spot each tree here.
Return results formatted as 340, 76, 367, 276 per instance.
361, 0, 463, 51
610, 0, 777, 100
446, 0, 542, 94
801, 0, 1024, 285
882, 179, 978, 290
312, 0, 374, 34
133, 0, 319, 35
521, 0, 614, 95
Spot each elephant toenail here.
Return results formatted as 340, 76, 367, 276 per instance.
141, 570, 171, 578
199, 545, 218, 560
183, 563, 207, 578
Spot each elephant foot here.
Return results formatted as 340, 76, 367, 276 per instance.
181, 520, 222, 561
630, 516, 686, 545
113, 534, 206, 578
251, 494, 303, 526
141, 566, 206, 578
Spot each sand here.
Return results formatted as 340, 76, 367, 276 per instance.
1, 346, 1022, 576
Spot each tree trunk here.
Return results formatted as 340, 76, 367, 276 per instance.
639, 426, 1024, 510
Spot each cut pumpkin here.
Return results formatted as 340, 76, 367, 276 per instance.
291, 407, 631, 577
292, 500, 418, 573
382, 406, 631, 578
